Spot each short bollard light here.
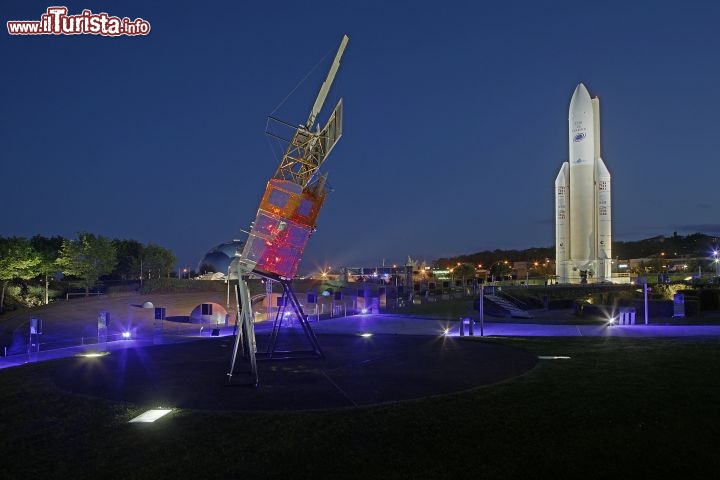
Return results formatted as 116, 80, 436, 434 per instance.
459, 317, 474, 337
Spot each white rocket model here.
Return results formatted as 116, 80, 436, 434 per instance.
555, 83, 612, 284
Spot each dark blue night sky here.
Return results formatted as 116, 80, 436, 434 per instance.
3, 0, 719, 274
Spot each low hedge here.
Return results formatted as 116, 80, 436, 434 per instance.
140, 278, 228, 294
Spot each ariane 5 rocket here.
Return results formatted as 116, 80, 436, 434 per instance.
555, 83, 612, 284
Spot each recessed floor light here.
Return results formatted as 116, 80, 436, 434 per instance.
537, 356, 571, 360
129, 409, 173, 423
76, 351, 109, 358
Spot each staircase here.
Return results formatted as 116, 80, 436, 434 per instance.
484, 294, 533, 319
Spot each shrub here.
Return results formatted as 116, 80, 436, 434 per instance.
106, 283, 141, 295
652, 283, 687, 301
699, 289, 720, 311
685, 299, 701, 316
4, 284, 50, 308
547, 298, 574, 309
140, 278, 227, 294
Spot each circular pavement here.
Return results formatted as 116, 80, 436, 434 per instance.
51, 333, 538, 411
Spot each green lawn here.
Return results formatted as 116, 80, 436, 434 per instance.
2, 335, 720, 479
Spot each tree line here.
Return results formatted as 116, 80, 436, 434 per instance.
0, 234, 176, 312
436, 233, 718, 270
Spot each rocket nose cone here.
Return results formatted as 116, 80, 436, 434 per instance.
574, 82, 589, 96
569, 83, 592, 116
570, 83, 591, 104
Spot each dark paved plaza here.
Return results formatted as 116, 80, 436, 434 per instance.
48, 332, 537, 411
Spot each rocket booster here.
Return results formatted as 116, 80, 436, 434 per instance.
568, 83, 595, 265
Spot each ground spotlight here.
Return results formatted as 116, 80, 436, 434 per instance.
607, 317, 616, 325
442, 328, 450, 336
122, 331, 131, 339
360, 308, 368, 314
129, 408, 173, 423
76, 351, 109, 358
359, 333, 373, 338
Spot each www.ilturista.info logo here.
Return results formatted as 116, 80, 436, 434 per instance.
7, 7, 150, 36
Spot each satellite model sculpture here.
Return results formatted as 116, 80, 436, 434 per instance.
228, 35, 349, 386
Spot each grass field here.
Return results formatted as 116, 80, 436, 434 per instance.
2, 334, 719, 479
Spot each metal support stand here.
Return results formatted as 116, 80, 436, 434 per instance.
266, 277, 273, 322
227, 277, 259, 386
266, 278, 324, 359
227, 271, 324, 386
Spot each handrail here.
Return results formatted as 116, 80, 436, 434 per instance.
66, 292, 103, 300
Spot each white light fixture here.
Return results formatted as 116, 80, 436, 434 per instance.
129, 409, 173, 423
537, 356, 571, 360
76, 351, 109, 358
359, 333, 373, 338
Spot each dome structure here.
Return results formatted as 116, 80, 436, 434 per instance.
197, 240, 244, 274
189, 302, 228, 324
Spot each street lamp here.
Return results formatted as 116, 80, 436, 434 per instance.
320, 267, 331, 280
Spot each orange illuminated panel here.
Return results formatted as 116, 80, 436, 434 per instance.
260, 180, 303, 218
240, 179, 325, 278
259, 180, 326, 228
291, 190, 326, 226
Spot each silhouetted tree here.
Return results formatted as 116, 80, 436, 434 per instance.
30, 235, 64, 304
0, 237, 41, 311
57, 233, 117, 295
141, 243, 176, 279
111, 238, 144, 280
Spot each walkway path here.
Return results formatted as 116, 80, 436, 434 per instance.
4, 314, 720, 370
